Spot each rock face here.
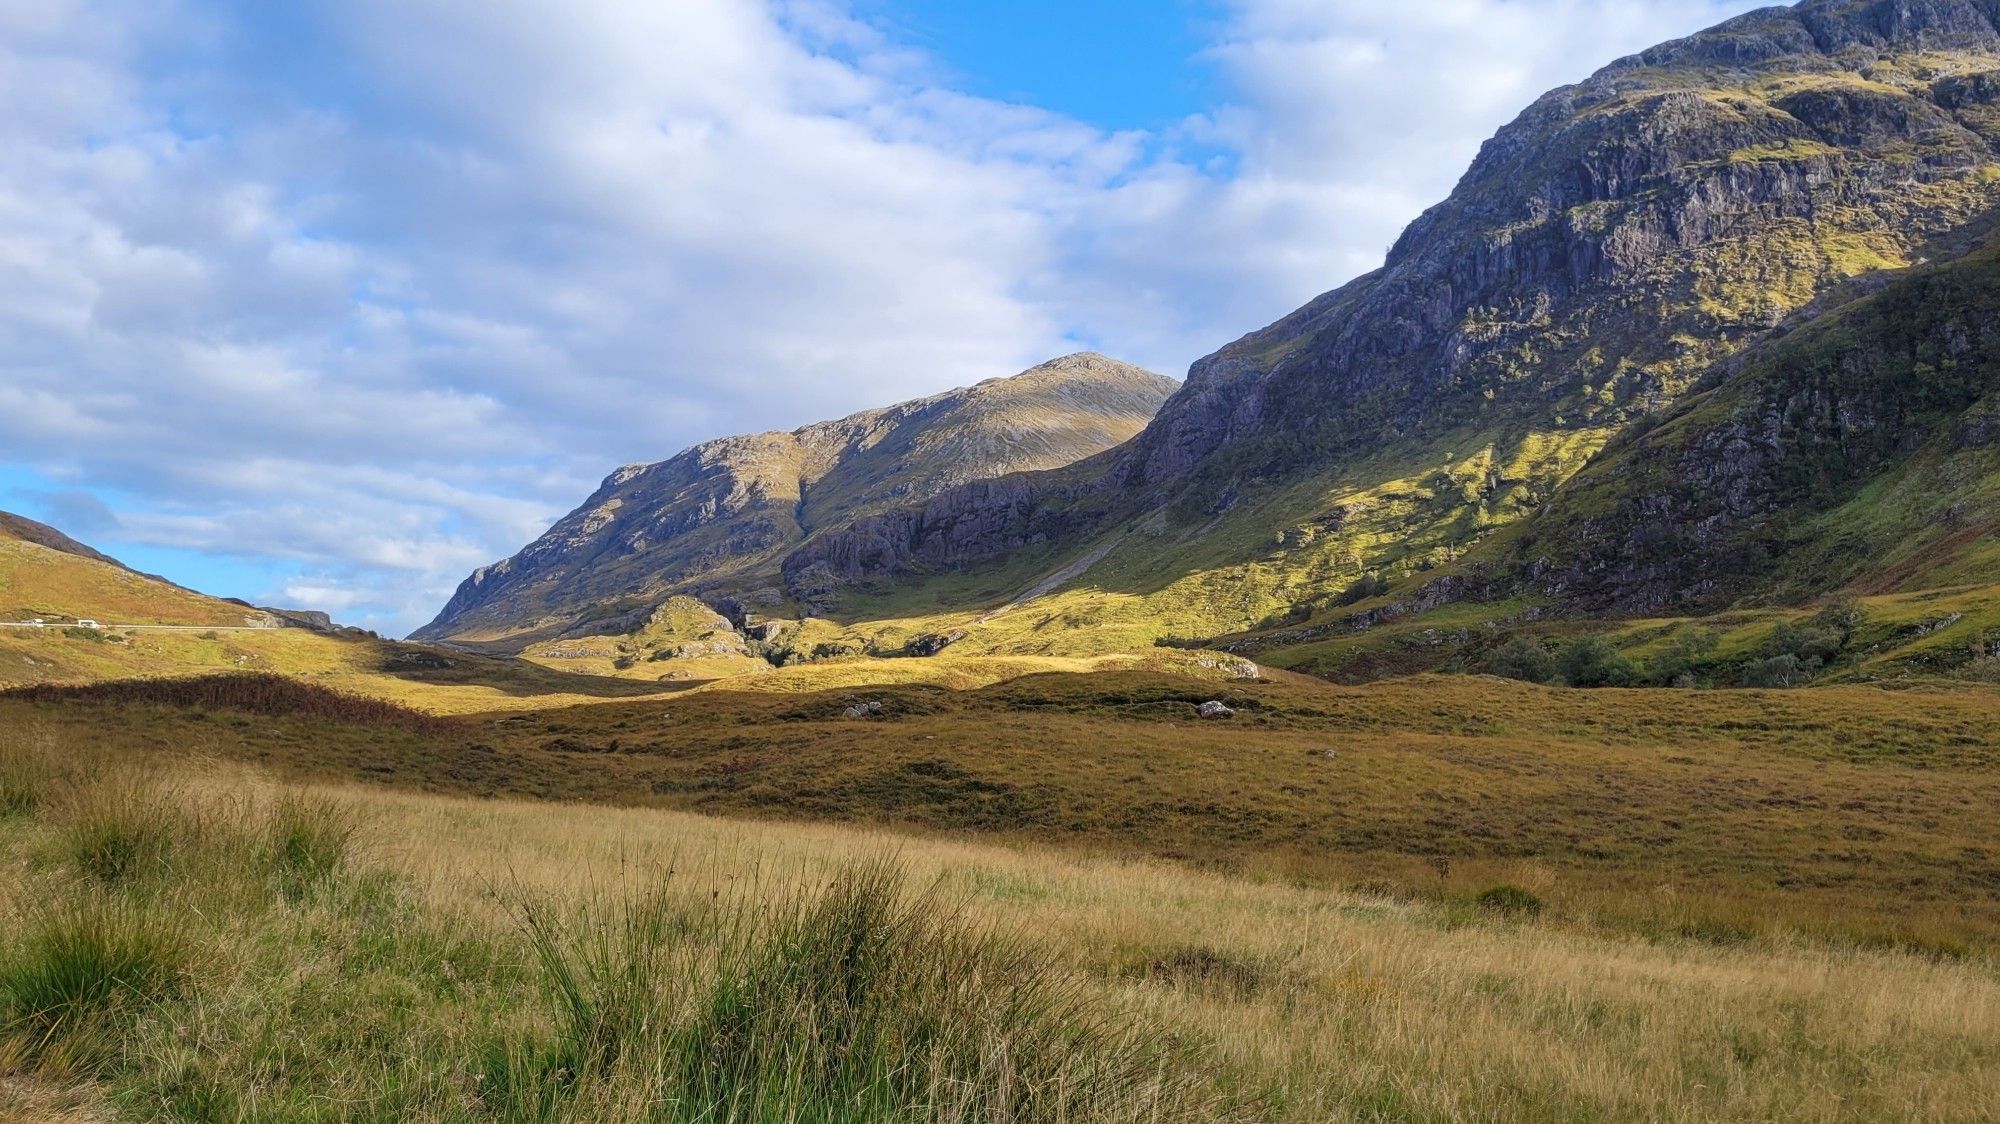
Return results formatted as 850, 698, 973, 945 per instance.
415, 355, 1175, 647
782, 0, 2000, 612
1503, 224, 2000, 613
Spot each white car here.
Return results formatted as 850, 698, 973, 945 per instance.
75, 619, 100, 629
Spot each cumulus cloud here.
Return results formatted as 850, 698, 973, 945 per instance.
0, 0, 1763, 633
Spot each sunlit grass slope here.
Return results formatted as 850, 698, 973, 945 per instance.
2, 736, 1996, 1122
0, 535, 254, 630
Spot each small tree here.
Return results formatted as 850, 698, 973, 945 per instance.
1557, 635, 1640, 688
1485, 636, 1557, 684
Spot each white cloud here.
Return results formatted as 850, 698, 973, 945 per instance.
0, 0, 1764, 634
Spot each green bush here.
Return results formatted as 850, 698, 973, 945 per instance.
1556, 636, 1640, 688
1741, 654, 1812, 688
1485, 636, 1557, 684
1474, 885, 1546, 918
1649, 627, 1719, 686
1744, 600, 1865, 686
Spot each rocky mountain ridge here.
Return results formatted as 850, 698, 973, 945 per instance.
780, 0, 2000, 634
415, 354, 1175, 647
425, 0, 2000, 669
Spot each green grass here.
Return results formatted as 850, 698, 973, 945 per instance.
0, 896, 190, 1075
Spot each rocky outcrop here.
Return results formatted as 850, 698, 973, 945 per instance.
416, 355, 1174, 647
1511, 231, 2000, 612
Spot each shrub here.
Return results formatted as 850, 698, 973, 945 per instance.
1747, 600, 1865, 685
1556, 636, 1641, 688
1485, 636, 1557, 684
1474, 885, 1545, 918
1333, 573, 1391, 608
2, 674, 457, 735
1649, 627, 1719, 686
1740, 654, 1812, 688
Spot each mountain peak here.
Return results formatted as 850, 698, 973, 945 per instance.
415, 356, 1174, 647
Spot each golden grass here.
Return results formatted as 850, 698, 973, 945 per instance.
8, 668, 2000, 956
5, 741, 1995, 1122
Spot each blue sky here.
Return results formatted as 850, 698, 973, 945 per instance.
0, 0, 1764, 636
857, 1, 1226, 130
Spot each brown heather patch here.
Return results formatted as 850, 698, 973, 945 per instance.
2, 673, 461, 736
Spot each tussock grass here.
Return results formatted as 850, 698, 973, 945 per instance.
259, 792, 359, 899
496, 864, 1241, 1122
48, 769, 198, 887
0, 896, 189, 1076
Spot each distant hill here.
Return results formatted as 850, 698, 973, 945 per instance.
415, 354, 1176, 648
769, 0, 2000, 655
0, 511, 263, 629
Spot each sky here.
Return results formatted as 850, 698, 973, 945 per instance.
0, 0, 1768, 637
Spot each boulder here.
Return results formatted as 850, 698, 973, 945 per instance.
843, 700, 885, 719
1197, 701, 1236, 720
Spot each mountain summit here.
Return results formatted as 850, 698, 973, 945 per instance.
415, 354, 1175, 647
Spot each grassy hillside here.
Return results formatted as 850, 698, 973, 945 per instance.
0, 534, 259, 630
3, 729, 1996, 1121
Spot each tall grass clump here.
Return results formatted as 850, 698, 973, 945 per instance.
0, 736, 84, 819
0, 897, 189, 1074
495, 863, 1249, 1123
49, 770, 197, 886
261, 792, 359, 900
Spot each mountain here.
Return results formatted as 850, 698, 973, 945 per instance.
415, 354, 1177, 648
760, 0, 2000, 656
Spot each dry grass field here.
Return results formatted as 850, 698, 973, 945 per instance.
6, 669, 2000, 956
1, 731, 1997, 1122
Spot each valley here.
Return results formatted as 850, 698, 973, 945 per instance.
10, 1, 2000, 1120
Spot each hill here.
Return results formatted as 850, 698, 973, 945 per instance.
415, 353, 1176, 650
0, 511, 269, 631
